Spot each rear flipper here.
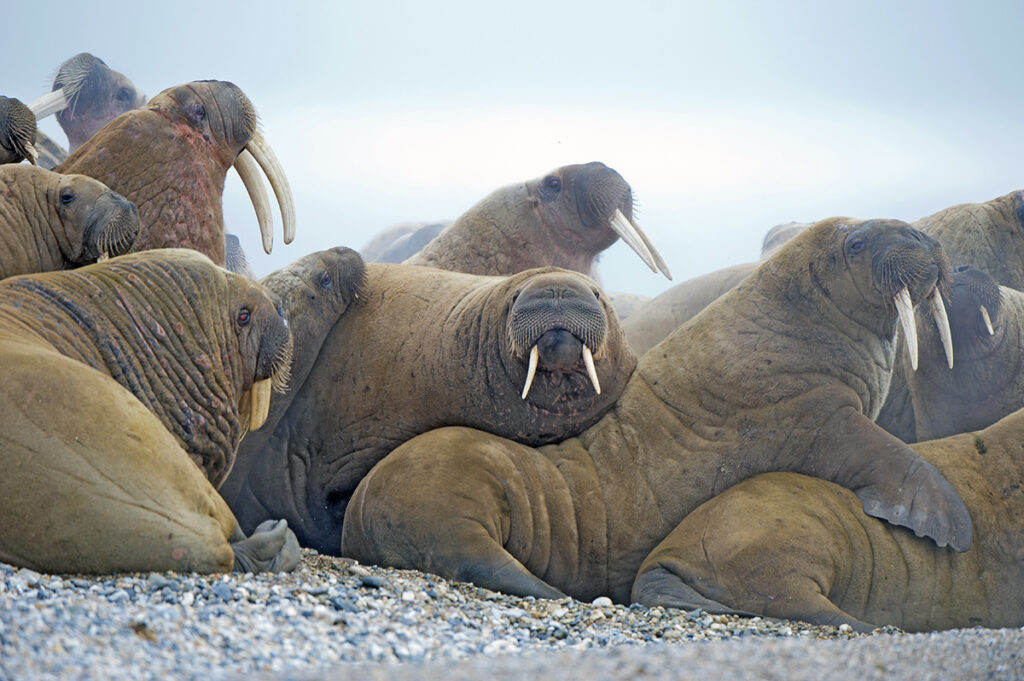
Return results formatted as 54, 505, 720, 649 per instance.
230, 519, 300, 573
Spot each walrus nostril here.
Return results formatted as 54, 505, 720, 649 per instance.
536, 329, 583, 372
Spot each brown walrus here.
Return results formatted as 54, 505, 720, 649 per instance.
55, 80, 295, 265
220, 262, 637, 554
404, 162, 671, 280
0, 164, 139, 277
630, 403, 1024, 632
360, 221, 450, 263
340, 218, 972, 603
0, 249, 307, 574
0, 96, 38, 165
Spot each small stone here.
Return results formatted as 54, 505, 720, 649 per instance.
211, 582, 233, 601
401, 590, 416, 602
591, 596, 613, 608
360, 575, 383, 589
838, 623, 853, 633
348, 565, 371, 578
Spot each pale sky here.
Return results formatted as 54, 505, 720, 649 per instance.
5, 1, 1023, 297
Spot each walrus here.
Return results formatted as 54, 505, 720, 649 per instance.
0, 249, 304, 574
220, 262, 637, 554
340, 218, 972, 604
55, 80, 295, 265
0, 96, 38, 165
404, 162, 671, 280
360, 221, 450, 263
629, 401, 1024, 632
0, 164, 139, 277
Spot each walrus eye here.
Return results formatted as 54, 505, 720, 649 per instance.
60, 190, 75, 205
593, 289, 601, 300
848, 238, 865, 254
545, 176, 562, 193
237, 307, 251, 326
117, 87, 133, 103
319, 271, 333, 289
190, 104, 206, 122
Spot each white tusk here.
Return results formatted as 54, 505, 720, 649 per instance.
233, 149, 274, 254
244, 131, 296, 247
521, 345, 539, 400
894, 287, 918, 372
23, 140, 38, 165
97, 253, 109, 263
628, 218, 672, 280
980, 305, 994, 336
929, 288, 954, 369
610, 209, 658, 275
582, 345, 601, 395
27, 88, 69, 119
249, 378, 272, 431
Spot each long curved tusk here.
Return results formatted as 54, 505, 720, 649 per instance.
610, 209, 658, 275
249, 378, 273, 431
521, 345, 539, 400
233, 149, 274, 253
929, 288, 954, 369
244, 131, 296, 246
980, 305, 994, 336
582, 345, 601, 395
628, 218, 672, 280
894, 287, 918, 372
27, 88, 69, 119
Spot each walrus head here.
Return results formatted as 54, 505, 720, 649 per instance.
0, 96, 38, 164
942, 265, 1002, 355
55, 173, 140, 265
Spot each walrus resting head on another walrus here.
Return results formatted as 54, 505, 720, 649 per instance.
56, 80, 295, 264
0, 249, 301, 574
340, 217, 971, 604
0, 164, 139, 277
220, 261, 636, 554
404, 162, 671, 279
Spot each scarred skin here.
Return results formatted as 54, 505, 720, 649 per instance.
0, 164, 139, 277
56, 81, 264, 264
0, 250, 299, 574
405, 162, 652, 277
220, 263, 637, 554
630, 408, 1024, 632
340, 218, 971, 603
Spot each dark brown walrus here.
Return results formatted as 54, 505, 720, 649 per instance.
630, 403, 1024, 632
55, 80, 295, 264
0, 249, 303, 574
220, 262, 637, 554
0, 164, 139, 278
0, 96, 38, 165
340, 218, 972, 603
404, 162, 671, 280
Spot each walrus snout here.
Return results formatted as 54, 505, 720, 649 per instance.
84, 191, 140, 262
0, 96, 38, 164
947, 266, 1001, 347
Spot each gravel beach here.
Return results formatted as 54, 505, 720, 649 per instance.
2, 550, 1020, 681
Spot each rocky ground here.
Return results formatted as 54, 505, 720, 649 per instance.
1, 550, 1020, 681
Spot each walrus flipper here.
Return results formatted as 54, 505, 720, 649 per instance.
230, 519, 300, 573
631, 565, 758, 617
809, 408, 972, 552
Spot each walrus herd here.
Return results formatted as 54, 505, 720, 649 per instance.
3, 53, 1024, 635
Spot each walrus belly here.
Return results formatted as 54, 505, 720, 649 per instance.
0, 343, 236, 573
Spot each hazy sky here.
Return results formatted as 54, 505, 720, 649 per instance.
5, 1, 1023, 297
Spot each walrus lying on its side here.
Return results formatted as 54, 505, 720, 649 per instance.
0, 164, 139, 278
341, 218, 971, 603
221, 262, 637, 555
0, 250, 301, 574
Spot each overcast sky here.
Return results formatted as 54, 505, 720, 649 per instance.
5, 1, 1023, 297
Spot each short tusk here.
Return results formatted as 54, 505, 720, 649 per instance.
929, 288, 953, 369
582, 345, 601, 395
249, 378, 273, 431
610, 209, 658, 275
27, 88, 69, 119
629, 218, 672, 280
894, 287, 918, 372
244, 131, 296, 247
233, 149, 274, 254
23, 140, 38, 165
521, 345, 539, 400
980, 305, 994, 336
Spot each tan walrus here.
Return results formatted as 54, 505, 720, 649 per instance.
0, 164, 139, 278
220, 262, 637, 555
340, 218, 971, 603
0, 249, 302, 574
56, 80, 295, 264
630, 403, 1024, 631
405, 162, 671, 280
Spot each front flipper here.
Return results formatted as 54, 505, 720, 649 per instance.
631, 565, 757, 617
230, 519, 300, 573
806, 407, 972, 551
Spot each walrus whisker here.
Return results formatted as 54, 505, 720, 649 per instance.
582, 345, 601, 395
930, 288, 954, 369
521, 345, 539, 400
27, 88, 69, 119
894, 287, 918, 371
232, 150, 274, 254
243, 131, 296, 247
609, 209, 657, 275
980, 305, 995, 336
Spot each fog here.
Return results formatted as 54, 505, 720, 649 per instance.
4, 1, 1023, 297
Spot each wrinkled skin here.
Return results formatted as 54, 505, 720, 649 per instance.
0, 96, 37, 165
406, 162, 662, 278
341, 218, 972, 603
221, 263, 637, 554
57, 81, 263, 264
0, 164, 139, 277
631, 405, 1024, 632
0, 250, 299, 574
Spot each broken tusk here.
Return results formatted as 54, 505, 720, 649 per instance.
521, 345, 539, 400
980, 305, 994, 336
894, 287, 918, 372
244, 131, 296, 247
233, 149, 274, 254
929, 288, 954, 369
582, 345, 601, 395
23, 140, 38, 165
